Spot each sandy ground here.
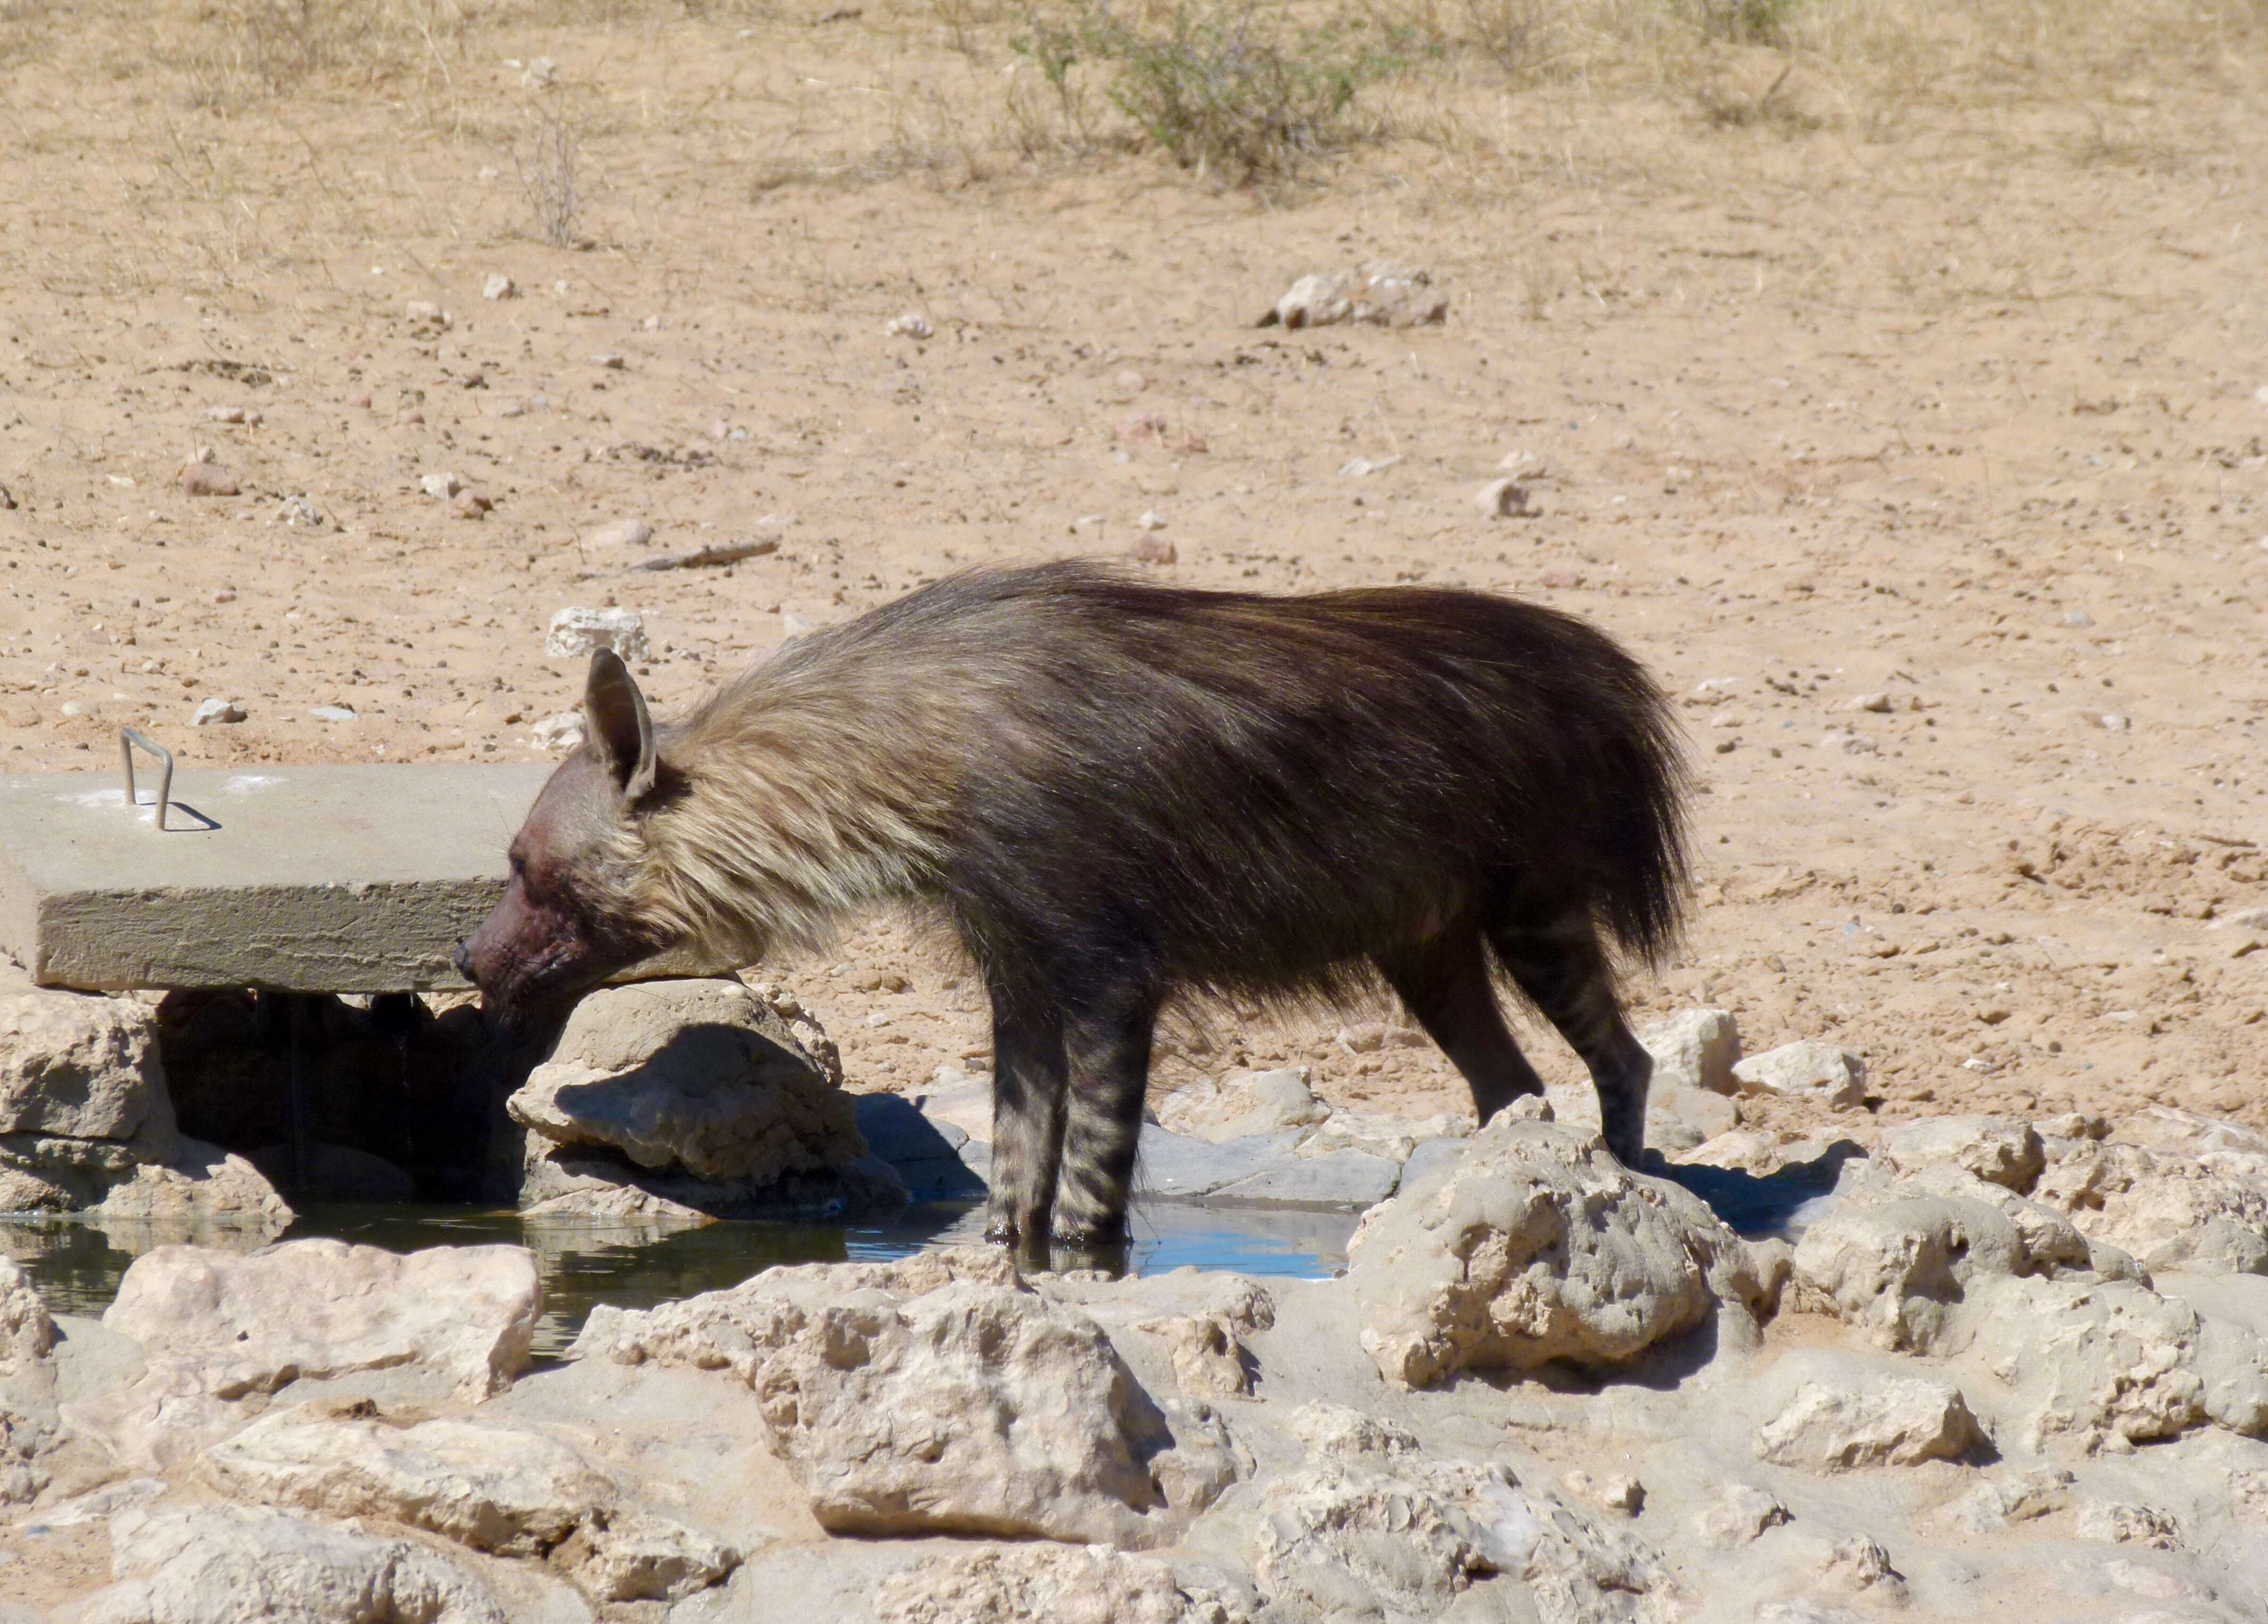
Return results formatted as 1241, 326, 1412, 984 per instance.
2, 4, 2264, 1148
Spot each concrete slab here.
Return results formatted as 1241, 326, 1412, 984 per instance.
0, 762, 553, 992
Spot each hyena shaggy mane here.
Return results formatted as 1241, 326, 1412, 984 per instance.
458, 560, 1689, 1253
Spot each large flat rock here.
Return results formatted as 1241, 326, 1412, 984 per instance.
0, 763, 726, 992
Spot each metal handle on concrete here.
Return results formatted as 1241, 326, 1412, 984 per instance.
120, 729, 176, 832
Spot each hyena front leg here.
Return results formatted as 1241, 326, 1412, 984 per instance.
1049, 987, 1159, 1249
1490, 912, 1653, 1167
1374, 922, 1546, 1123
984, 988, 1068, 1249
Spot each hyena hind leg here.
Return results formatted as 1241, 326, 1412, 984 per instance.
1490, 913, 1654, 1167
1048, 990, 1160, 1250
984, 992, 1069, 1250
1374, 923, 1547, 1124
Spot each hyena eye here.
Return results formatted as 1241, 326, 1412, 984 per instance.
509, 854, 529, 881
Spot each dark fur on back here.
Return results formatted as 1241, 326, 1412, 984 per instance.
811, 562, 1689, 1011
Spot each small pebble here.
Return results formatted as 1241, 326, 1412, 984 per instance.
588, 519, 654, 549
1850, 692, 1893, 713
531, 711, 584, 752
452, 491, 492, 519
2063, 609, 2092, 627
204, 405, 257, 425
308, 704, 357, 722
1474, 478, 1533, 518
348, 393, 373, 410
1114, 368, 1147, 395
58, 701, 89, 719
404, 300, 449, 329
1136, 510, 1166, 532
482, 274, 517, 301
212, 589, 236, 604
419, 472, 463, 499
191, 698, 246, 726
177, 462, 239, 497
886, 313, 932, 340
1127, 535, 1176, 565
1117, 413, 1164, 443
491, 398, 524, 419
1539, 567, 1580, 589
590, 353, 626, 370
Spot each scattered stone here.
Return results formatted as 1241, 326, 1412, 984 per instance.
405, 300, 452, 330
1128, 535, 1176, 565
0, 985, 170, 1141
1137, 509, 1167, 531
420, 471, 464, 499
204, 405, 254, 425
1560, 1469, 1644, 1514
176, 461, 238, 497
275, 493, 326, 529
1879, 1114, 2044, 1191
0, 1257, 54, 1375
80, 1502, 506, 1624
1733, 1040, 1866, 1109
510, 979, 864, 1184
1136, 1311, 1255, 1398
577, 1251, 1214, 1544
2064, 609, 2093, 627
887, 313, 933, 339
1473, 478, 1533, 518
1348, 1114, 1782, 1388
92, 1138, 292, 1243
1819, 1533, 1900, 1592
1848, 692, 1894, 713
2031, 1136, 2268, 1275
1339, 454, 1402, 476
1641, 1006, 1741, 1095
451, 490, 491, 519
2076, 1499, 2181, 1548
1288, 1399, 1420, 1460
1941, 1466, 2073, 1531
1753, 1375, 1983, 1471
1258, 263, 1448, 330
188, 697, 245, 726
1692, 1481, 1790, 1548
308, 704, 356, 722
483, 273, 518, 300
69, 1238, 540, 1469
0, 482, 13, 510
531, 710, 585, 752
1251, 1463, 1489, 1621
207, 1404, 740, 1602
587, 518, 654, 549
545, 605, 650, 661
1157, 1068, 1328, 1144
875, 1545, 1229, 1624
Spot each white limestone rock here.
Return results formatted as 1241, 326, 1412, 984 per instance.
875, 1544, 1240, 1624
1732, 1041, 1867, 1109
574, 1249, 1225, 1545
205, 1403, 739, 1603
511, 979, 863, 1184
76, 1502, 506, 1624
1753, 1374, 1983, 1471
1347, 1114, 1784, 1389
1640, 1006, 1741, 1095
0, 985, 173, 1144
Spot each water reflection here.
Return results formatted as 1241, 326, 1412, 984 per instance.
0, 1198, 1359, 1360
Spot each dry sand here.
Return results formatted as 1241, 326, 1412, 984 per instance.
1, 2, 2263, 1146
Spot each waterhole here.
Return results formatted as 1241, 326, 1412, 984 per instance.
1, 1199, 1359, 1361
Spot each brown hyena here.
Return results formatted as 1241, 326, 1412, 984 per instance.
457, 561, 1690, 1254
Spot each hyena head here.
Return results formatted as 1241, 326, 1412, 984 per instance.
455, 649, 679, 1021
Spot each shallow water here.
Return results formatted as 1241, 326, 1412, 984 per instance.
0, 1199, 1359, 1360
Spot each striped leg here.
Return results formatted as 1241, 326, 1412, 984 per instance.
1049, 987, 1159, 1249
1375, 922, 1546, 1123
984, 987, 1068, 1250
1490, 912, 1652, 1166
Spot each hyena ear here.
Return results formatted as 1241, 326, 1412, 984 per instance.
584, 648, 658, 802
